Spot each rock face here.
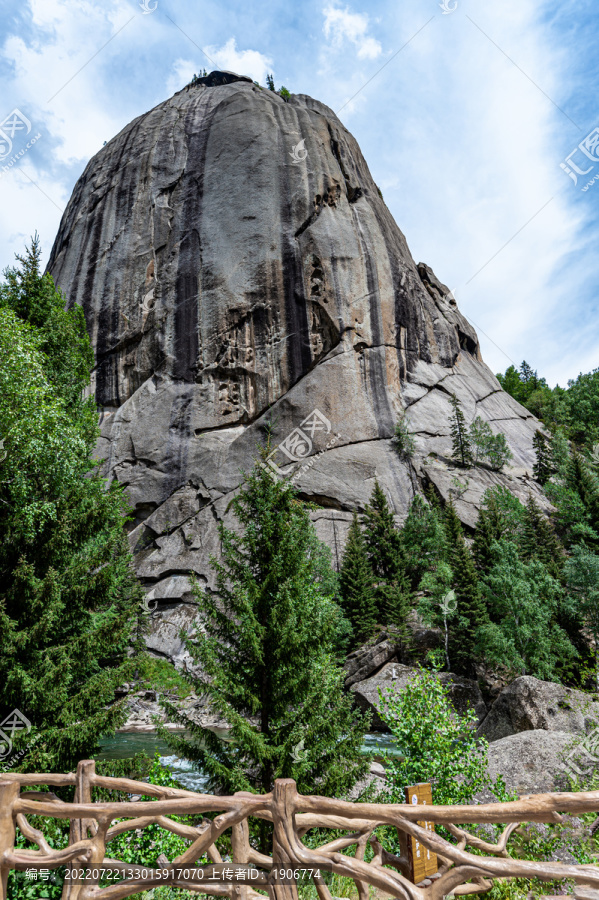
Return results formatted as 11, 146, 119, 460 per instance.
485, 730, 574, 794
47, 72, 545, 644
349, 662, 487, 731
344, 631, 400, 688
477, 676, 599, 743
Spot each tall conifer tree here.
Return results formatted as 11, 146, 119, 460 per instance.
160, 456, 370, 805
339, 512, 377, 646
362, 481, 411, 634
449, 393, 473, 468
443, 503, 486, 675
0, 242, 143, 773
532, 430, 556, 485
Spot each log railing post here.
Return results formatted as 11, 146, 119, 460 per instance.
0, 781, 19, 900
231, 801, 250, 900
269, 780, 299, 900
63, 760, 95, 900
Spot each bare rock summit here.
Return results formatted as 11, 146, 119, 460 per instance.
47, 73, 544, 652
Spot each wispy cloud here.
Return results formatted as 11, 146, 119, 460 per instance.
204, 37, 273, 84
0, 0, 597, 387
323, 3, 382, 60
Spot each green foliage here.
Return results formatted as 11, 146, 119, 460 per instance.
0, 242, 143, 773
159, 453, 370, 803
279, 86, 291, 100
107, 755, 203, 867
0, 235, 95, 423
400, 494, 446, 590
418, 564, 454, 670
378, 668, 512, 806
469, 417, 513, 470
496, 361, 554, 418
446, 518, 486, 676
520, 496, 564, 576
449, 393, 473, 467
532, 430, 555, 485
479, 541, 576, 680
565, 544, 599, 690
188, 69, 208, 85
547, 451, 599, 547
136, 654, 193, 699
472, 487, 525, 574
393, 415, 416, 458
362, 481, 410, 635
561, 368, 599, 448
339, 511, 377, 646
266, 73, 275, 90
497, 361, 599, 451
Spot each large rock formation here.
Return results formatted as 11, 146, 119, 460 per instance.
349, 662, 487, 731
477, 676, 599, 743
47, 72, 545, 654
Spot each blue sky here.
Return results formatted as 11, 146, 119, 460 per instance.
0, 0, 598, 386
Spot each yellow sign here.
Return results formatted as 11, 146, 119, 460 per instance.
404, 783, 438, 883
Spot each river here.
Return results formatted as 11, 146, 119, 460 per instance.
96, 731, 401, 792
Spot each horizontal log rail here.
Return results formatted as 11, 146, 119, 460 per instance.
1, 763, 598, 900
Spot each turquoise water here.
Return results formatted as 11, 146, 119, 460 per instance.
96, 730, 402, 792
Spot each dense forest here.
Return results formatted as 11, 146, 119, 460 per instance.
3, 241, 599, 898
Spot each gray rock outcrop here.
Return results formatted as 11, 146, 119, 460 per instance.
350, 662, 487, 731
477, 676, 599, 743
47, 72, 546, 649
486, 730, 574, 794
344, 631, 400, 688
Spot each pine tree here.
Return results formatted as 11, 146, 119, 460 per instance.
472, 487, 524, 574
362, 481, 411, 633
568, 453, 599, 533
520, 496, 564, 577
160, 455, 370, 808
339, 512, 377, 646
449, 393, 473, 467
0, 242, 143, 773
532, 430, 556, 485
266, 73, 275, 91
400, 494, 446, 589
443, 503, 486, 675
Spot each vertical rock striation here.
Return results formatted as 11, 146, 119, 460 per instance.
48, 73, 543, 657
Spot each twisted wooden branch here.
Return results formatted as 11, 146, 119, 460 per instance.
3, 769, 599, 900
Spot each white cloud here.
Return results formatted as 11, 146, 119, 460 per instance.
323, 3, 382, 60
165, 58, 197, 99
312, 0, 598, 385
203, 38, 273, 84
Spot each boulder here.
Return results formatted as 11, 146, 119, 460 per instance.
477, 676, 599, 743
486, 730, 574, 794
400, 609, 443, 664
350, 663, 487, 731
344, 631, 399, 687
46, 75, 546, 659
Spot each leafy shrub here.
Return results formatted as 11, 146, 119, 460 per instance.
469, 416, 513, 470
377, 667, 512, 806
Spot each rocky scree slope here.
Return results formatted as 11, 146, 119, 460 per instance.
47, 72, 544, 664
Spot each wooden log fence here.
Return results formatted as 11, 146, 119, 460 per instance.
1, 762, 599, 900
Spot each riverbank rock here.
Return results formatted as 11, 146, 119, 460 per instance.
485, 730, 574, 794
350, 663, 487, 731
477, 677, 599, 743
344, 631, 400, 688
47, 72, 546, 657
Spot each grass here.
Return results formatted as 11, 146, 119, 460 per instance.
136, 654, 193, 699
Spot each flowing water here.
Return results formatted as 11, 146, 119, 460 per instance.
96, 730, 402, 792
